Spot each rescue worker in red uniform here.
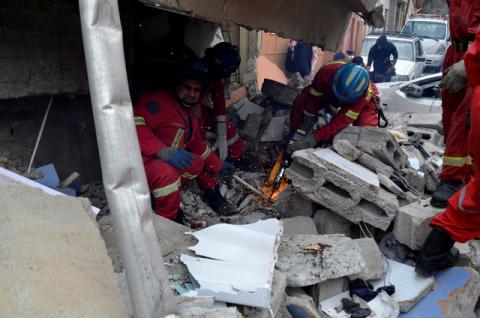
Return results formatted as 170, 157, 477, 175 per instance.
286, 61, 378, 153
198, 42, 246, 163
430, 0, 480, 208
416, 30, 480, 277
134, 61, 237, 223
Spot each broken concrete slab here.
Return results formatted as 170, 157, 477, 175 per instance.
405, 126, 444, 147
371, 259, 435, 313
332, 139, 363, 161
240, 113, 263, 141
276, 234, 365, 287
152, 215, 197, 257
393, 199, 443, 251
313, 209, 352, 236
286, 149, 398, 231
357, 152, 394, 177
261, 79, 298, 105
422, 161, 440, 193
0, 183, 129, 317
274, 192, 315, 218
249, 270, 287, 318
283, 216, 318, 235
334, 126, 409, 170
407, 112, 443, 134
378, 173, 407, 198
401, 168, 426, 193
232, 97, 265, 121
400, 267, 480, 318
351, 238, 386, 281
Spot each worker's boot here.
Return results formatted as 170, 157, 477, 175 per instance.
204, 187, 239, 216
430, 180, 464, 208
415, 227, 459, 277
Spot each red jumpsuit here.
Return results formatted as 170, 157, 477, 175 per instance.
439, 0, 480, 182
290, 61, 379, 141
199, 79, 246, 161
134, 91, 223, 219
431, 30, 480, 243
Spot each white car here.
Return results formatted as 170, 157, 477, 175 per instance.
402, 15, 450, 73
376, 73, 442, 113
361, 32, 426, 82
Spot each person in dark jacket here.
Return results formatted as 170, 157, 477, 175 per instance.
366, 35, 398, 83
285, 41, 314, 79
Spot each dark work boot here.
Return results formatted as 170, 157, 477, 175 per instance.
415, 227, 459, 277
430, 180, 464, 208
204, 187, 239, 216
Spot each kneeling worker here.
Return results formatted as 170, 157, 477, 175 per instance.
134, 60, 237, 223
287, 60, 379, 153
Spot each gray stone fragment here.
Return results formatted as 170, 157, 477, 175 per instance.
422, 161, 440, 192
313, 209, 352, 235
422, 141, 445, 155
283, 216, 318, 235
407, 113, 443, 133
401, 168, 425, 193
261, 79, 298, 105
276, 234, 365, 287
332, 139, 363, 161
357, 153, 394, 177
249, 270, 287, 318
335, 126, 409, 170
152, 215, 197, 257
351, 238, 386, 280
275, 192, 315, 218
393, 199, 443, 250
378, 173, 407, 198
240, 113, 263, 141
315, 278, 348, 303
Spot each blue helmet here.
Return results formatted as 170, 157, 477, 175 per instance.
332, 63, 369, 104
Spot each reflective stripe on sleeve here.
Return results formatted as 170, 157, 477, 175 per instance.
443, 156, 471, 167
309, 87, 324, 97
152, 178, 181, 198
134, 117, 146, 125
345, 110, 359, 120
201, 146, 211, 159
171, 128, 184, 148
181, 172, 197, 180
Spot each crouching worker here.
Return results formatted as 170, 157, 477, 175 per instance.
134, 60, 238, 223
287, 60, 379, 154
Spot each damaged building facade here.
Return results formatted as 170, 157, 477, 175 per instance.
3, 0, 480, 318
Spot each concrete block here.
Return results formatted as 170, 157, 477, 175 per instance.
351, 238, 386, 280
393, 199, 443, 250
232, 97, 265, 121
0, 183, 129, 317
407, 112, 443, 133
283, 216, 318, 235
334, 126, 409, 170
276, 234, 365, 287
239, 113, 263, 141
313, 209, 352, 235
332, 139, 363, 161
261, 79, 298, 105
275, 192, 315, 218
405, 126, 444, 147
315, 278, 348, 303
286, 149, 398, 231
401, 168, 426, 193
357, 152, 394, 177
249, 270, 287, 318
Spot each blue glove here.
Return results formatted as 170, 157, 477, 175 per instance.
157, 147, 194, 170
168, 149, 194, 169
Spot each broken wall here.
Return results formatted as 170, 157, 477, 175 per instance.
0, 0, 88, 99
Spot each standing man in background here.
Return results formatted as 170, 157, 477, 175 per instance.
366, 35, 398, 83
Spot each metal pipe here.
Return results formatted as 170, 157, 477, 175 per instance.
78, 1, 175, 317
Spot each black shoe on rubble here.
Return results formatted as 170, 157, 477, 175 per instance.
204, 187, 239, 216
430, 180, 464, 208
415, 227, 459, 277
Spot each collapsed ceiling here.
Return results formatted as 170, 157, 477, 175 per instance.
138, 0, 381, 51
